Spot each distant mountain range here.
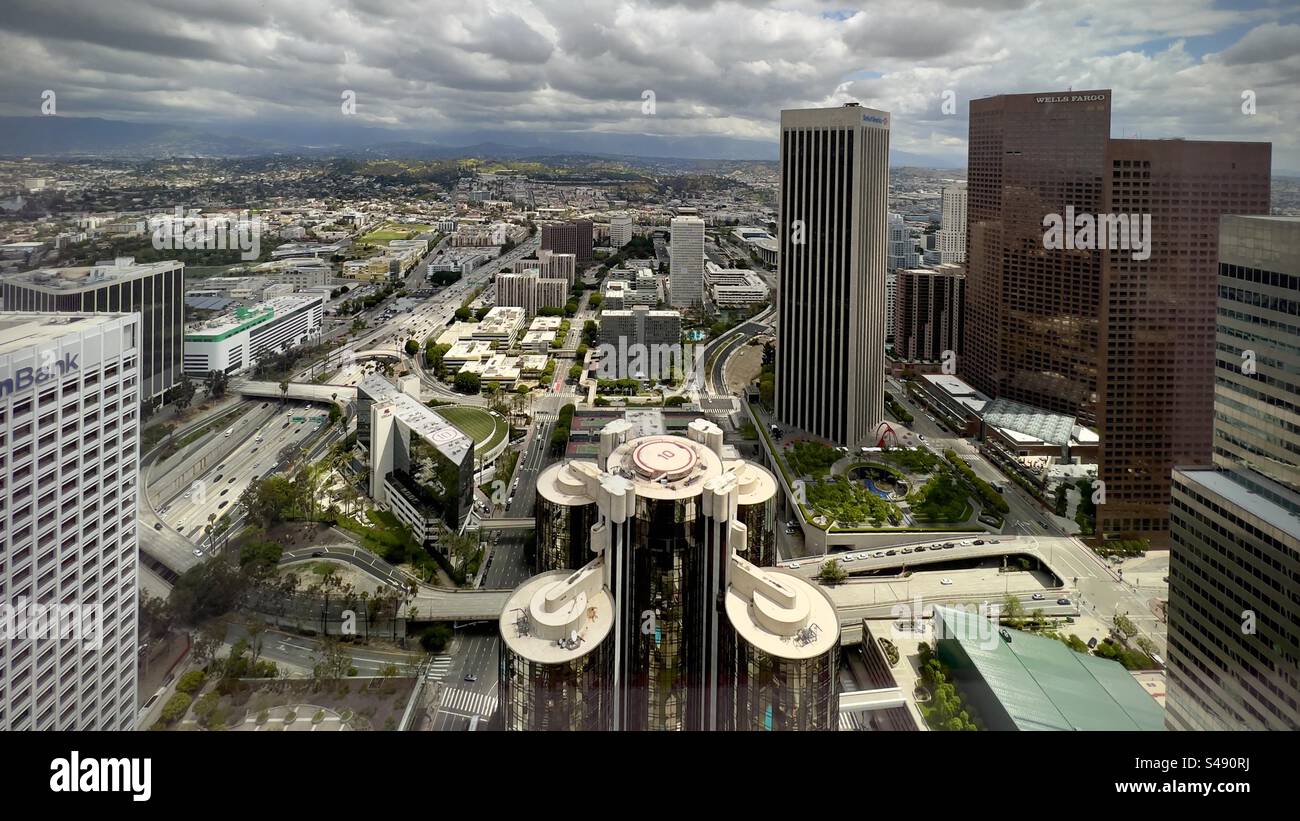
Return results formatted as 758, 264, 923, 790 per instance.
0, 115, 966, 168
7, 116, 1294, 177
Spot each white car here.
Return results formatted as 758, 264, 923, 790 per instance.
960, 539, 974, 546
788, 562, 801, 569
841, 555, 855, 563
192, 549, 204, 558
940, 577, 953, 586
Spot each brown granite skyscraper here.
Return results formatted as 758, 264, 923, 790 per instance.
1096, 139, 1271, 535
962, 90, 1271, 538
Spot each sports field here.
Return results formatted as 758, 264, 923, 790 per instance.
359, 223, 435, 244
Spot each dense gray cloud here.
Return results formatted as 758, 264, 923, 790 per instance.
0, 0, 1296, 168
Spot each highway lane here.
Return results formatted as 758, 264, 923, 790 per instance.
223, 623, 422, 676
159, 407, 322, 549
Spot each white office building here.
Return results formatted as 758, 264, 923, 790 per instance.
182, 293, 325, 376
495, 270, 568, 317
887, 212, 921, 271
0, 312, 141, 730
938, 182, 967, 264
704, 264, 770, 308
610, 213, 633, 248
669, 216, 705, 308
511, 250, 576, 286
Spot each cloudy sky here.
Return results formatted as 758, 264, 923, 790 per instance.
1, 0, 1297, 168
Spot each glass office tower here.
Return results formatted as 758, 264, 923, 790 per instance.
505, 418, 834, 731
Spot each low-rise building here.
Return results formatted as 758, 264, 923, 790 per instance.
704, 264, 769, 307
520, 329, 557, 353
471, 306, 527, 348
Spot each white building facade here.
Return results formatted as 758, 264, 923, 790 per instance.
0, 312, 141, 730
182, 293, 325, 376
669, 216, 705, 308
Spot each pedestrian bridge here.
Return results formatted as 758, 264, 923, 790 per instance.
353, 349, 402, 362
476, 518, 535, 531
838, 687, 907, 713
237, 381, 357, 404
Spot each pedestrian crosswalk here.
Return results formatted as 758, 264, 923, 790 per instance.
426, 656, 452, 681
439, 686, 498, 718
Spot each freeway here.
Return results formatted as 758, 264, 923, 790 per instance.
223, 623, 422, 676
160, 408, 322, 547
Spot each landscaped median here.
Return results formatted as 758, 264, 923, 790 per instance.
944, 449, 1010, 524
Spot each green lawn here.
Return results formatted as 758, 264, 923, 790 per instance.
437, 405, 508, 452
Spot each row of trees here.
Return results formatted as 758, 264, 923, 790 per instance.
548, 403, 576, 455
167, 369, 230, 412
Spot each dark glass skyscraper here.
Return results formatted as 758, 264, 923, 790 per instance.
1096, 139, 1272, 535
1, 259, 184, 402
964, 90, 1110, 422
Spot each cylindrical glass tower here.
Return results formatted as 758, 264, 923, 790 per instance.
498, 566, 615, 731
503, 417, 834, 731
535, 462, 599, 572
732, 462, 778, 566
718, 563, 840, 731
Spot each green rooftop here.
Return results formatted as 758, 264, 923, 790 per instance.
933, 605, 1165, 731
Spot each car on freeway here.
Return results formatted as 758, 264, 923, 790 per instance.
940, 577, 953, 586
788, 562, 801, 569
192, 549, 203, 558
901, 547, 913, 554
960, 539, 973, 546
942, 542, 955, 549
841, 555, 855, 563
311, 551, 324, 558
886, 550, 897, 556
973, 539, 985, 546
1057, 598, 1072, 605
229, 477, 237, 483
1031, 593, 1045, 601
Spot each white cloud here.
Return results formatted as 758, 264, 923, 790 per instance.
0, 0, 1295, 168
